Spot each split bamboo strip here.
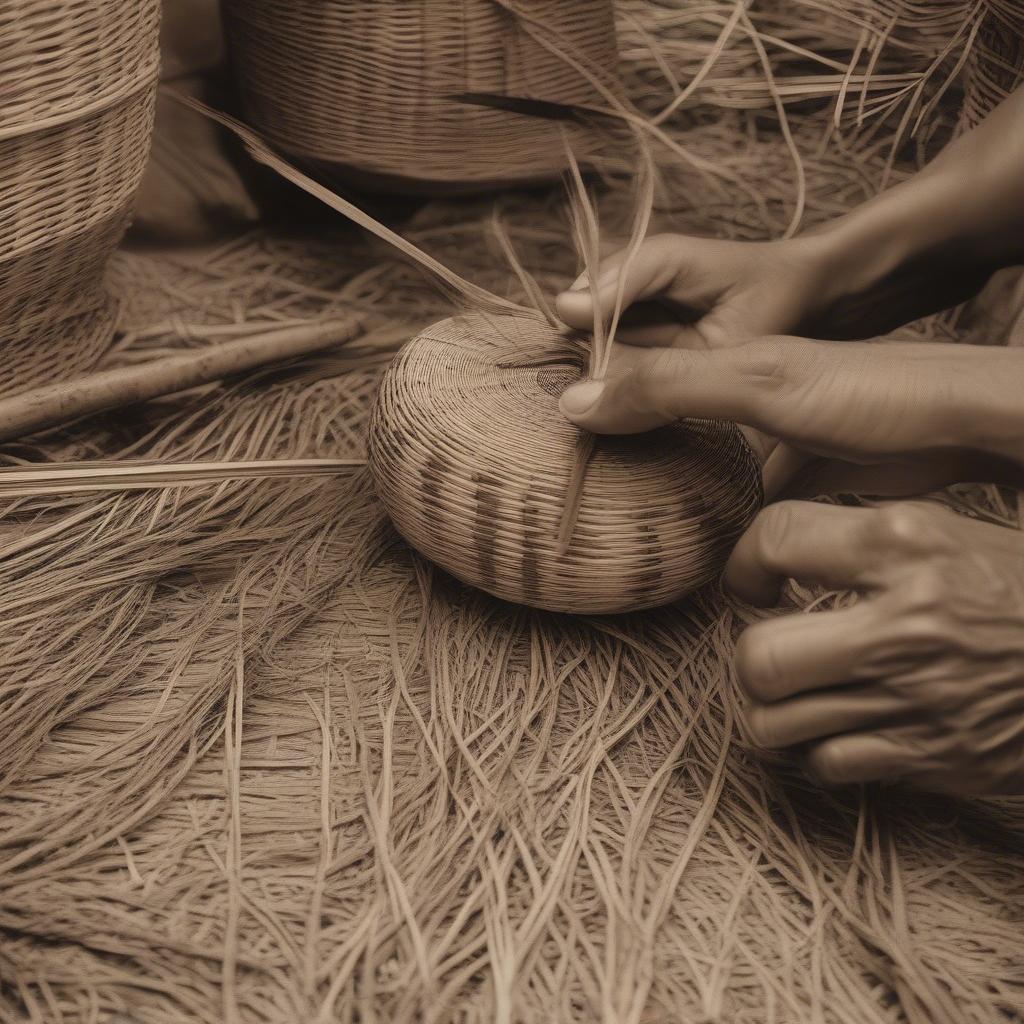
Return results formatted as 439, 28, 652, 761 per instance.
0, 459, 364, 498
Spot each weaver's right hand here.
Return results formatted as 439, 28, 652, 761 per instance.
555, 88, 1024, 347
554, 233, 838, 349
558, 335, 1024, 499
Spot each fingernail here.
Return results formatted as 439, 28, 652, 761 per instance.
560, 380, 604, 416
568, 272, 589, 292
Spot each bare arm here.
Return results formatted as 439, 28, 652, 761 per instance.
556, 86, 1024, 344
807, 87, 1024, 336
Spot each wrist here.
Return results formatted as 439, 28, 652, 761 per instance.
812, 172, 964, 302
959, 350, 1024, 470
791, 165, 1005, 338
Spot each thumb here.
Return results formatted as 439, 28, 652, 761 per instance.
559, 342, 782, 435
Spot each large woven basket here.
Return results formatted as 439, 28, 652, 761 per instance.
0, 1, 160, 397
222, 0, 619, 193
368, 312, 763, 614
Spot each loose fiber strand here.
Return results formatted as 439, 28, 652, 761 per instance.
562, 134, 607, 376
489, 211, 560, 327
171, 93, 530, 318
598, 135, 656, 380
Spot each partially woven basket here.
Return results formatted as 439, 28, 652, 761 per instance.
368, 313, 763, 614
222, 0, 619, 193
0, 1, 159, 397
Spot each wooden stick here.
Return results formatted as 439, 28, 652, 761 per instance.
0, 319, 363, 443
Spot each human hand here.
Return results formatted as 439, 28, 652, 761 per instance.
729, 499, 1024, 796
554, 232, 839, 348
552, 228, 995, 349
558, 335, 1024, 497
555, 89, 1024, 350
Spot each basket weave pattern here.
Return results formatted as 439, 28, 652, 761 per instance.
0, 1, 160, 396
223, 0, 618, 190
369, 313, 763, 614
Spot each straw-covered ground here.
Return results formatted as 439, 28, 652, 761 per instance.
2, 3, 1023, 1022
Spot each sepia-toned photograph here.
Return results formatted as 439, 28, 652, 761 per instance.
1, 1, 1023, 1021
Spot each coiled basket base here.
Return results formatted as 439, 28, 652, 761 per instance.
368, 313, 763, 614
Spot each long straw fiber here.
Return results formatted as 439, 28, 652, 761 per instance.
3, 3, 1024, 1023
0, 1, 160, 396
221, 0, 620, 192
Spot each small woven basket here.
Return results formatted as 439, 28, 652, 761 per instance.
0, 1, 159, 397
222, 0, 619, 193
369, 313, 763, 614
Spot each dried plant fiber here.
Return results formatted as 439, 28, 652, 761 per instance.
961, 1, 1024, 127
5, 3, 1024, 1023
0, 0, 159, 396
221, 0, 619, 192
369, 311, 762, 613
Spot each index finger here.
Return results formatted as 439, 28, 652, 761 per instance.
554, 235, 689, 331
725, 500, 884, 605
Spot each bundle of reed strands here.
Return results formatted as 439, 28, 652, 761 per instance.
3, 4, 1024, 1023
221, 0, 620, 193
618, 0, 1013, 179
0, 0, 160, 396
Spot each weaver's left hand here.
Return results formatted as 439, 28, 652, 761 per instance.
729, 499, 1024, 795
559, 334, 1024, 795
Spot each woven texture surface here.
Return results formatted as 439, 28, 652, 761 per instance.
222, 0, 619, 190
0, 0, 159, 397
3, 3, 1024, 1023
370, 311, 761, 613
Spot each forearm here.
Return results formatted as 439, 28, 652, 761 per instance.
808, 87, 1024, 329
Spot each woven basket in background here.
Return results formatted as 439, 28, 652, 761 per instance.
222, 0, 619, 193
0, 1, 160, 397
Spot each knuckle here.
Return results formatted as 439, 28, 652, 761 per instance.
898, 612, 948, 651
744, 703, 775, 747
749, 501, 800, 570
643, 346, 684, 382
631, 349, 685, 420
730, 337, 796, 387
898, 566, 952, 616
735, 621, 785, 701
648, 234, 691, 277
874, 502, 951, 551
808, 738, 848, 784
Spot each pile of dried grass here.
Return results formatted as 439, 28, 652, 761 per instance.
2, 3, 1024, 1022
